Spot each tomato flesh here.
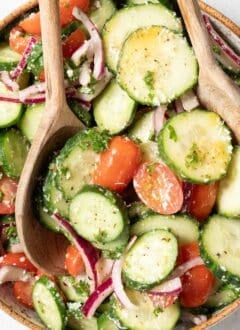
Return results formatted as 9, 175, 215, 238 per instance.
9, 26, 38, 55
19, 13, 41, 35
133, 162, 183, 214
183, 182, 218, 222
178, 242, 215, 308
60, 0, 90, 26
13, 281, 34, 308
64, 245, 85, 276
93, 136, 141, 193
0, 253, 37, 273
62, 28, 85, 58
0, 176, 18, 214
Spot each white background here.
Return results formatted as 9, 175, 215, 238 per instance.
0, 0, 240, 329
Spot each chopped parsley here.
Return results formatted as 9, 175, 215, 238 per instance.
212, 44, 221, 55
185, 142, 200, 168
168, 125, 177, 142
144, 71, 155, 102
77, 128, 111, 153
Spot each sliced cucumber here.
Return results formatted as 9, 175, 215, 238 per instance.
131, 214, 199, 245
128, 201, 153, 223
205, 284, 239, 310
67, 302, 98, 330
32, 276, 67, 330
200, 215, 240, 285
0, 215, 20, 252
43, 167, 70, 219
111, 289, 180, 329
158, 110, 233, 183
93, 79, 136, 134
0, 82, 23, 128
37, 201, 60, 233
117, 25, 197, 105
128, 110, 155, 143
140, 141, 162, 162
89, 0, 116, 31
93, 223, 129, 259
18, 103, 44, 142
98, 313, 118, 330
58, 275, 90, 303
69, 185, 128, 244
0, 129, 29, 178
0, 43, 21, 70
103, 4, 182, 72
123, 229, 178, 290
127, 0, 171, 7
55, 129, 110, 199
217, 147, 240, 217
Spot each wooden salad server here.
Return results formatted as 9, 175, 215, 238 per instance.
15, 0, 84, 274
177, 0, 240, 143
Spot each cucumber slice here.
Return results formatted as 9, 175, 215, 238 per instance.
158, 110, 233, 183
111, 289, 180, 329
58, 275, 90, 303
127, 0, 171, 7
217, 147, 240, 217
67, 302, 98, 330
93, 79, 136, 134
37, 202, 60, 233
103, 4, 182, 72
200, 215, 240, 285
117, 25, 197, 105
69, 185, 128, 244
140, 141, 162, 162
128, 201, 153, 223
123, 230, 178, 290
205, 284, 239, 310
93, 223, 129, 259
128, 110, 155, 143
0, 215, 20, 252
43, 168, 70, 219
0, 129, 29, 178
89, 0, 116, 31
98, 313, 118, 330
0, 43, 21, 70
55, 129, 110, 199
32, 276, 67, 330
0, 82, 23, 128
131, 214, 199, 245
18, 103, 44, 142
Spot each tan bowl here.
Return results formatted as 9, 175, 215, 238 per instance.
0, 1, 240, 329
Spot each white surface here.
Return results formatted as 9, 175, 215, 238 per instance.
0, 0, 240, 329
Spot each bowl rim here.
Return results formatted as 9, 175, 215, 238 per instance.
0, 1, 240, 329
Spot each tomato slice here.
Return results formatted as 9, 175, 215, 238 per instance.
13, 280, 34, 308
179, 265, 215, 308
62, 28, 86, 58
0, 253, 37, 273
133, 162, 183, 214
19, 13, 41, 35
64, 245, 85, 276
9, 26, 39, 55
93, 136, 141, 193
177, 242, 215, 308
148, 293, 178, 309
183, 182, 218, 222
60, 0, 90, 26
0, 176, 18, 214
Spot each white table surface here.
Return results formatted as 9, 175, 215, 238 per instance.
0, 0, 240, 329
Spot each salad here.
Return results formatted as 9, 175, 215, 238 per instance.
0, 0, 240, 329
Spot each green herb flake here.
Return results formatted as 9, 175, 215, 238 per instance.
212, 44, 221, 55
78, 129, 111, 153
153, 307, 163, 316
185, 142, 200, 168
144, 71, 155, 101
147, 163, 155, 174
168, 125, 177, 142
0, 191, 3, 202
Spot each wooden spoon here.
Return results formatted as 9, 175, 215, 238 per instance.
177, 0, 240, 143
15, 0, 84, 274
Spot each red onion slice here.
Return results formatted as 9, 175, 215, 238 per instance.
203, 14, 240, 67
11, 36, 37, 80
112, 236, 137, 309
180, 90, 199, 111
72, 7, 105, 80
79, 61, 92, 86
169, 256, 204, 279
53, 214, 99, 290
153, 105, 167, 134
0, 266, 32, 284
71, 40, 92, 66
19, 82, 46, 102
0, 93, 45, 104
149, 277, 182, 296
96, 257, 114, 285
82, 277, 113, 318
181, 311, 207, 325
0, 71, 19, 92
174, 98, 184, 113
